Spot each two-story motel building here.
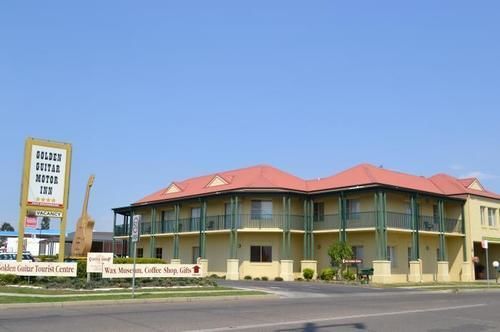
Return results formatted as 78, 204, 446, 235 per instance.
112, 164, 500, 283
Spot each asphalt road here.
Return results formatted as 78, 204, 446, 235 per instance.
0, 283, 499, 332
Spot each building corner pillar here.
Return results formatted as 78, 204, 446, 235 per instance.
372, 260, 391, 284
408, 260, 422, 283
437, 261, 450, 282
460, 261, 473, 282
226, 259, 240, 280
280, 259, 294, 281
199, 258, 208, 278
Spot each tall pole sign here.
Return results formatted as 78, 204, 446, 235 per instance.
17, 138, 72, 262
131, 214, 141, 299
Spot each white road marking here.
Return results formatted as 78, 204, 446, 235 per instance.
187, 303, 486, 332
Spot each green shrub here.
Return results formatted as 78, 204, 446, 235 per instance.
274, 277, 283, 281
38, 255, 57, 262
244, 275, 252, 280
113, 257, 166, 264
320, 267, 336, 281
253, 277, 260, 281
0, 274, 20, 285
342, 270, 356, 281
261, 276, 268, 281
76, 260, 87, 279
303, 268, 314, 280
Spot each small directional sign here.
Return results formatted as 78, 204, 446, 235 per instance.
132, 215, 141, 242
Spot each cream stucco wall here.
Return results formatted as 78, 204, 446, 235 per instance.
238, 233, 282, 279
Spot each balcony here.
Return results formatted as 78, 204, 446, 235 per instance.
114, 212, 464, 236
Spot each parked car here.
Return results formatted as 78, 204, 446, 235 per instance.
0, 252, 35, 262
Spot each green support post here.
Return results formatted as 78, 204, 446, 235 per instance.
338, 193, 347, 242
282, 196, 287, 260
231, 196, 239, 259
281, 196, 292, 260
173, 204, 180, 260
112, 212, 116, 255
229, 197, 234, 258
410, 194, 419, 261
199, 200, 207, 259
307, 199, 314, 259
461, 204, 467, 262
288, 197, 292, 259
150, 207, 156, 258
375, 191, 388, 260
303, 199, 307, 259
438, 200, 447, 261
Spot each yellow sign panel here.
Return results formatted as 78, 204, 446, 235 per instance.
17, 138, 72, 262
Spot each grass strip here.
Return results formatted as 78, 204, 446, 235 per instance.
0, 286, 231, 295
0, 290, 265, 304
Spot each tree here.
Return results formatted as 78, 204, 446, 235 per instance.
327, 242, 353, 279
0, 222, 15, 248
0, 222, 15, 232
41, 217, 50, 230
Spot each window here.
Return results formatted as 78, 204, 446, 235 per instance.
161, 210, 175, 221
346, 199, 360, 219
251, 200, 273, 220
387, 246, 396, 267
250, 246, 272, 262
488, 208, 497, 227
191, 207, 201, 219
192, 246, 200, 264
224, 203, 233, 228
155, 247, 163, 259
191, 207, 201, 231
480, 206, 486, 225
433, 205, 439, 224
137, 248, 144, 258
405, 202, 412, 215
313, 202, 324, 222
352, 245, 364, 268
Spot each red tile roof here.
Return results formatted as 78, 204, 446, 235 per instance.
133, 163, 500, 205
429, 174, 500, 200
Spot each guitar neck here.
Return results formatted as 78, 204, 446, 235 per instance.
81, 184, 92, 217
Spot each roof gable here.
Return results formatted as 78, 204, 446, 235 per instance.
468, 179, 484, 191
165, 183, 182, 194
206, 175, 229, 187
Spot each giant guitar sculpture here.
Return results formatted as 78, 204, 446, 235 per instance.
71, 175, 95, 257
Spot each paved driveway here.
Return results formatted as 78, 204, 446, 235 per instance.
218, 279, 406, 298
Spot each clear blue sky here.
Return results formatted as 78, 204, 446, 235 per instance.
1, 1, 499, 232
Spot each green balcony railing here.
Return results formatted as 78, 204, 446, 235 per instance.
419, 215, 439, 232
140, 222, 151, 235
313, 214, 340, 230
386, 212, 412, 230
346, 212, 376, 228
444, 217, 462, 233
114, 225, 127, 236
114, 211, 464, 237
